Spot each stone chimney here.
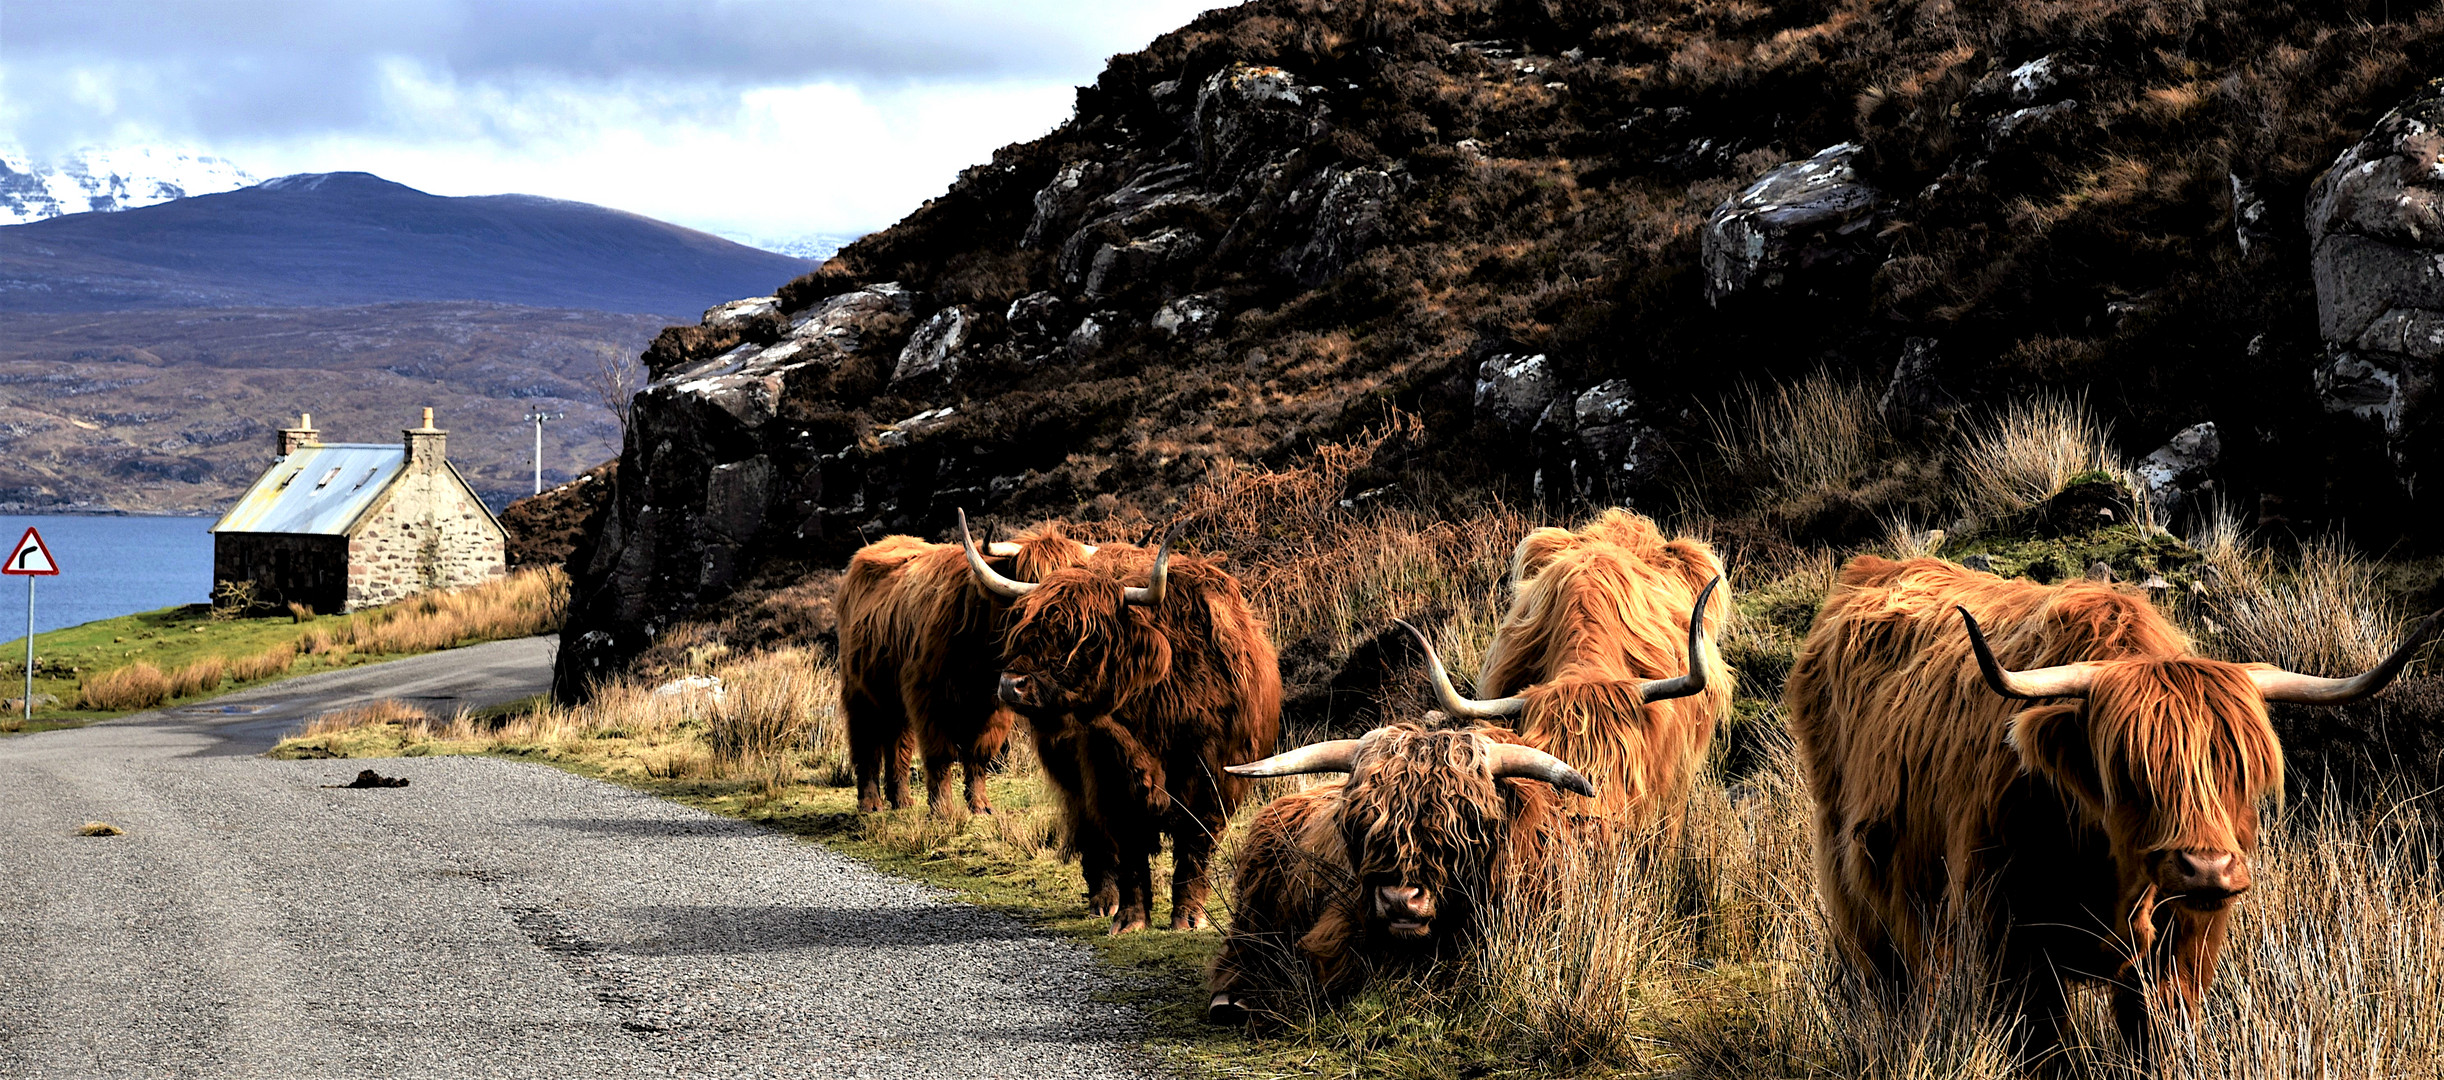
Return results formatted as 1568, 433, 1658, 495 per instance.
404, 406, 446, 469
277, 412, 320, 456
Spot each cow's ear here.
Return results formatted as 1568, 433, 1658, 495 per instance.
2008, 703, 2106, 814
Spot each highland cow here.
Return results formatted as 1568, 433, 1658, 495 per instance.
1434, 509, 1731, 829
1786, 555, 2443, 1056
836, 524, 1096, 814
962, 514, 1282, 934
1205, 624, 1622, 1023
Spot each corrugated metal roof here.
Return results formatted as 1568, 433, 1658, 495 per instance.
211, 443, 407, 535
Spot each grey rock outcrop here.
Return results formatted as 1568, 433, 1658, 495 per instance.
892, 306, 970, 386
1879, 337, 1959, 432
1195, 64, 1327, 188
2306, 78, 2444, 492
1568, 379, 1667, 497
1702, 142, 1881, 304
1152, 293, 1224, 341
1474, 353, 1558, 429
2135, 421, 2221, 524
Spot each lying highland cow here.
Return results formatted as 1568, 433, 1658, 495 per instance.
1206, 618, 1684, 1024
1787, 555, 2444, 1057
836, 524, 1097, 814
961, 512, 1281, 934
1449, 509, 1732, 828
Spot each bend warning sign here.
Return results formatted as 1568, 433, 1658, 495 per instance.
4, 527, 58, 576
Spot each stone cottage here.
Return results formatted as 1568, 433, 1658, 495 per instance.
210, 409, 507, 613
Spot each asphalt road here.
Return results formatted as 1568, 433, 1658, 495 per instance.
0, 636, 1151, 1079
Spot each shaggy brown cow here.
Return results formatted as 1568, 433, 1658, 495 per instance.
962, 516, 1282, 934
1787, 555, 2443, 1056
836, 525, 1096, 814
1204, 622, 1634, 1022
1433, 509, 1731, 828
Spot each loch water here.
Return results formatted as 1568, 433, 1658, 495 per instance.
0, 515, 216, 636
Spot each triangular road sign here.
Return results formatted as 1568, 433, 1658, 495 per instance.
4, 527, 58, 576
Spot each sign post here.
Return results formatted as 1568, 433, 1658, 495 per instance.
524, 409, 563, 495
4, 527, 60, 723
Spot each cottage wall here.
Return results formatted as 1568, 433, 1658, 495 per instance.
345, 465, 506, 610
214, 533, 350, 615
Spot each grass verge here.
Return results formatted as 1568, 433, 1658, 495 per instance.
0, 566, 565, 733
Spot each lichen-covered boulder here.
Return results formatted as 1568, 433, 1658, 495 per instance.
1195, 64, 1327, 189
2306, 78, 2444, 493
1702, 142, 1880, 304
1474, 353, 1558, 429
2135, 421, 2220, 525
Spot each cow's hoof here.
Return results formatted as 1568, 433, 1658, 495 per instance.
1206, 994, 1245, 1026
1108, 915, 1149, 935
1170, 912, 1210, 931
856, 799, 884, 813
1089, 897, 1119, 918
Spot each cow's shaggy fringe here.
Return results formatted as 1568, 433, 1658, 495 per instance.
1481, 510, 1732, 826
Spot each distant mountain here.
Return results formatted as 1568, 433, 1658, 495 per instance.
713, 230, 861, 262
0, 172, 814, 320
0, 146, 257, 225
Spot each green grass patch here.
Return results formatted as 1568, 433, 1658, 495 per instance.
2, 604, 370, 727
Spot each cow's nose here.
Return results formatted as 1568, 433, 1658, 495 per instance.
997, 673, 1031, 704
2172, 850, 2250, 899
1376, 885, 1427, 915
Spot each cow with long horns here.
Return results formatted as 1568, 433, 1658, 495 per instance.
1203, 612, 1705, 1023
1787, 555, 2444, 1056
836, 525, 1098, 814
960, 512, 1282, 934
1431, 509, 1731, 830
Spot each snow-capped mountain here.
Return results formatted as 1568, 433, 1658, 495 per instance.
0, 146, 257, 225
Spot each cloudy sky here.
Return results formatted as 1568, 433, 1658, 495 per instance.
0, 0, 1230, 244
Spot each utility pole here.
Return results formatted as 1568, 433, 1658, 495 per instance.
524, 409, 562, 495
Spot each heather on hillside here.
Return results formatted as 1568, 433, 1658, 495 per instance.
565, 0, 2444, 688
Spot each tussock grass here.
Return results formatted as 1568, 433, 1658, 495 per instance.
167, 656, 225, 698
1954, 393, 2146, 526
76, 662, 168, 711
229, 643, 295, 683
2186, 506, 2407, 675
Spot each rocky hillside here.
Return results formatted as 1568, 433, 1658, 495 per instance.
558, 0, 2444, 690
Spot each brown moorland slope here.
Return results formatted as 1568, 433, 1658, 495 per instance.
0, 303, 649, 512
558, 0, 2444, 692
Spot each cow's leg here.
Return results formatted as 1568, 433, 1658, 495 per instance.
1110, 852, 1153, 935
921, 748, 962, 817
844, 689, 899, 814
1078, 832, 1121, 917
962, 707, 1015, 816
1169, 826, 1217, 931
885, 729, 915, 810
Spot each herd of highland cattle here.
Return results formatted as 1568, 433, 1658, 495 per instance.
835, 506, 2443, 1059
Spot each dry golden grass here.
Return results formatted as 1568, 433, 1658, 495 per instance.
331, 567, 567, 656
1954, 393, 2142, 525
300, 698, 433, 737
1708, 370, 1892, 502
77, 662, 168, 711
2185, 505, 2407, 675
229, 643, 295, 683
167, 656, 225, 698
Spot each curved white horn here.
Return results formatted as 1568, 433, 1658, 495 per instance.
1226, 738, 1361, 778
1960, 606, 2099, 699
1488, 743, 1595, 797
1636, 575, 1723, 704
1121, 521, 1175, 606
2252, 608, 2444, 705
959, 509, 1037, 601
1394, 618, 1527, 720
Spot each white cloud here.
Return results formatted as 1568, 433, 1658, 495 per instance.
0, 0, 1234, 239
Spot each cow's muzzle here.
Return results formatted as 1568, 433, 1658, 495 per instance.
1373, 885, 1437, 939
2163, 850, 2251, 910
997, 672, 1036, 708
